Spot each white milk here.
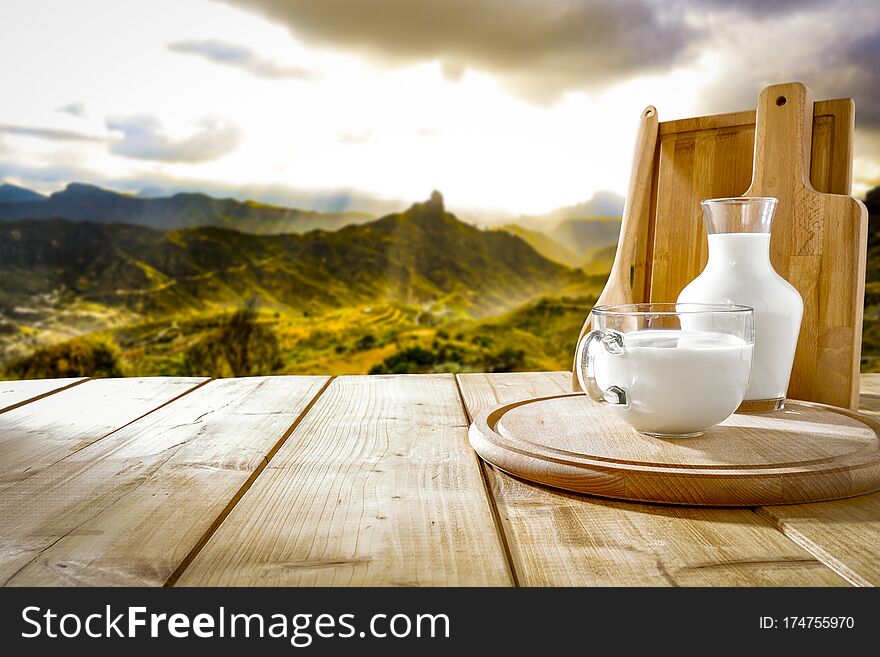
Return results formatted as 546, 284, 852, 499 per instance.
593, 329, 753, 435
678, 233, 803, 402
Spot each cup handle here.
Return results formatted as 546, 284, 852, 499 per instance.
575, 329, 628, 406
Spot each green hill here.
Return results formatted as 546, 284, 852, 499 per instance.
0, 182, 373, 234
0, 191, 586, 321
549, 217, 621, 264
0, 191, 601, 377
493, 224, 582, 268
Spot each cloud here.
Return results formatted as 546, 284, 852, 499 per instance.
840, 30, 880, 127
695, 0, 825, 14
1, 117, 242, 166
218, 0, 880, 196
56, 102, 87, 118
106, 115, 242, 163
0, 160, 97, 186
0, 123, 103, 142
692, 2, 880, 129
220, 0, 697, 101
167, 39, 316, 80
221, 0, 880, 122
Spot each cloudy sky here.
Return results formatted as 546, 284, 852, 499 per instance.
1, 0, 879, 217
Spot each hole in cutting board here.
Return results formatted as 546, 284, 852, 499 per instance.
776, 96, 787, 106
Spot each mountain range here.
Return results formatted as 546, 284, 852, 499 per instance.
493, 221, 620, 270
494, 224, 582, 268
0, 181, 626, 268
0, 191, 587, 320
0, 182, 375, 234
0, 183, 46, 203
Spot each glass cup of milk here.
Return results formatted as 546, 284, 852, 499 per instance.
575, 303, 754, 437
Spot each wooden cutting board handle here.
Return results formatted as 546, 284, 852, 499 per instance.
748, 82, 814, 193
571, 106, 658, 391
746, 82, 817, 270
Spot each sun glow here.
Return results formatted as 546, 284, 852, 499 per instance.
0, 1, 592, 213
0, 0, 859, 217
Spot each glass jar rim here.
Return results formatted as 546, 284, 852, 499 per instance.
700, 196, 778, 206
591, 302, 753, 317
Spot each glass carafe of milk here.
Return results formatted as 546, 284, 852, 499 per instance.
677, 197, 803, 411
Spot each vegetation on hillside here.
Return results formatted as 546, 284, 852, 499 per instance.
3, 335, 123, 379
0, 191, 605, 379
183, 299, 281, 377
0, 293, 597, 379
0, 192, 584, 320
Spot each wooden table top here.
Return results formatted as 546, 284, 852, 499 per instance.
1, 372, 879, 587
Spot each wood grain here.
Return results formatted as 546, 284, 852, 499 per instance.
177, 374, 511, 586
751, 373, 880, 586
647, 112, 756, 305
0, 377, 87, 414
0, 377, 207, 492
644, 95, 856, 307
0, 376, 328, 586
859, 373, 880, 414
459, 371, 847, 586
756, 495, 880, 587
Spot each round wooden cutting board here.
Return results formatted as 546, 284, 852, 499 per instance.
469, 393, 880, 506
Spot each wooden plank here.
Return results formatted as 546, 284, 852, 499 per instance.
752, 374, 880, 586
1, 376, 329, 586
756, 495, 880, 587
177, 374, 511, 586
0, 377, 207, 492
658, 108, 756, 135
0, 377, 87, 414
858, 373, 880, 413
457, 372, 847, 586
